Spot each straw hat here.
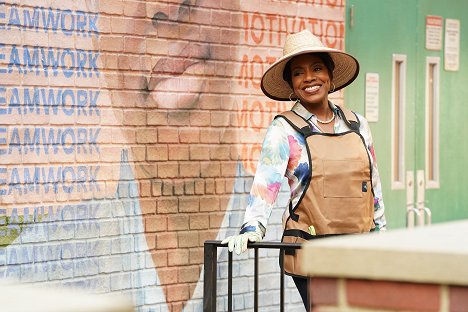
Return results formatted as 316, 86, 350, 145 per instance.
261, 29, 360, 101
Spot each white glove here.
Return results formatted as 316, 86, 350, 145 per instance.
221, 223, 265, 255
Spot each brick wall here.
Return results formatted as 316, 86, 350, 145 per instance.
309, 277, 468, 312
0, 0, 345, 311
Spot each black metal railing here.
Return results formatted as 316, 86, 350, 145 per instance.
203, 240, 302, 312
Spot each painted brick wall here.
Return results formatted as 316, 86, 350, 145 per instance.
0, 0, 345, 311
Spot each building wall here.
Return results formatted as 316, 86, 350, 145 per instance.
0, 1, 345, 311
345, 0, 468, 228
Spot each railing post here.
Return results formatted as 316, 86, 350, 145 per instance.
280, 248, 285, 312
203, 241, 218, 312
203, 241, 302, 312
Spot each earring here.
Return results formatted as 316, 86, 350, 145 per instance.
330, 82, 336, 92
289, 92, 297, 102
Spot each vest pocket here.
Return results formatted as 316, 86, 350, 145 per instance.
281, 233, 308, 277
323, 160, 367, 198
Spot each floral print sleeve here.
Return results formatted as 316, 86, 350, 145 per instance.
242, 118, 290, 229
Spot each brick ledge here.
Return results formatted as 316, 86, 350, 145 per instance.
301, 219, 468, 286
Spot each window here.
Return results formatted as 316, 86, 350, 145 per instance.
425, 57, 440, 188
391, 55, 406, 189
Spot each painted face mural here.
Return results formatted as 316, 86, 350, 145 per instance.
0, 0, 346, 311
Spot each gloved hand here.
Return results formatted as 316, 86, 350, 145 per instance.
221, 223, 265, 255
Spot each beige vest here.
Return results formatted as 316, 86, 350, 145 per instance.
278, 107, 374, 277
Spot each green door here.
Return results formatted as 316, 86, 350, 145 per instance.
345, 0, 468, 228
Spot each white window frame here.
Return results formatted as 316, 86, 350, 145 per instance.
425, 57, 440, 189
391, 54, 407, 190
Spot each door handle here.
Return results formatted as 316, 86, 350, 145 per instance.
420, 207, 432, 225
406, 207, 421, 228
416, 170, 432, 226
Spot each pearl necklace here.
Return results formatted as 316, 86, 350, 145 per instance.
316, 111, 335, 124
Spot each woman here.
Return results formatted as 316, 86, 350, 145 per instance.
222, 29, 387, 309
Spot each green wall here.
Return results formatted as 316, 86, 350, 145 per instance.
345, 0, 468, 228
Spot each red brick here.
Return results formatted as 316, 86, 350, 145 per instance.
139, 180, 152, 197
179, 197, 200, 213
136, 129, 157, 143
123, 1, 146, 17
146, 234, 156, 250
211, 111, 230, 127
211, 146, 231, 160
190, 146, 210, 160
162, 181, 173, 196
309, 277, 339, 306
190, 111, 211, 126
146, 145, 169, 161
200, 196, 220, 212
179, 128, 200, 143
450, 286, 468, 312
151, 250, 168, 267
178, 265, 201, 283
147, 111, 168, 126
211, 9, 231, 27
189, 248, 204, 264
170, 302, 184, 311
178, 231, 200, 248
123, 110, 146, 125
140, 198, 157, 214
157, 198, 178, 214
131, 146, 147, 161
200, 162, 221, 177
168, 145, 189, 160
152, 180, 162, 196
157, 162, 179, 178
168, 249, 189, 266
179, 162, 201, 178
158, 128, 179, 143
209, 213, 225, 228
198, 230, 218, 245
204, 179, 215, 194
157, 232, 178, 249
184, 181, 195, 195
145, 215, 167, 232
157, 267, 178, 285
346, 279, 440, 311
135, 163, 157, 179
168, 111, 190, 126
124, 36, 146, 54
173, 180, 185, 195
166, 284, 189, 302
194, 179, 205, 195
200, 129, 221, 144
190, 215, 209, 230
215, 179, 225, 194
100, 0, 124, 15
101, 36, 124, 52
222, 163, 238, 178
189, 7, 212, 24
110, 16, 134, 34
167, 215, 189, 231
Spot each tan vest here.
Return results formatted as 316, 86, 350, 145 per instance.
278, 106, 374, 277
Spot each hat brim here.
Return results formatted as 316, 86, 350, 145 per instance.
261, 48, 360, 101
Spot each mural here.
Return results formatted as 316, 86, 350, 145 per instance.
0, 0, 345, 311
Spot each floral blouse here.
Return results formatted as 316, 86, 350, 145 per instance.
241, 101, 387, 233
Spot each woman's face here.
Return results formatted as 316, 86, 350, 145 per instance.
290, 54, 331, 107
